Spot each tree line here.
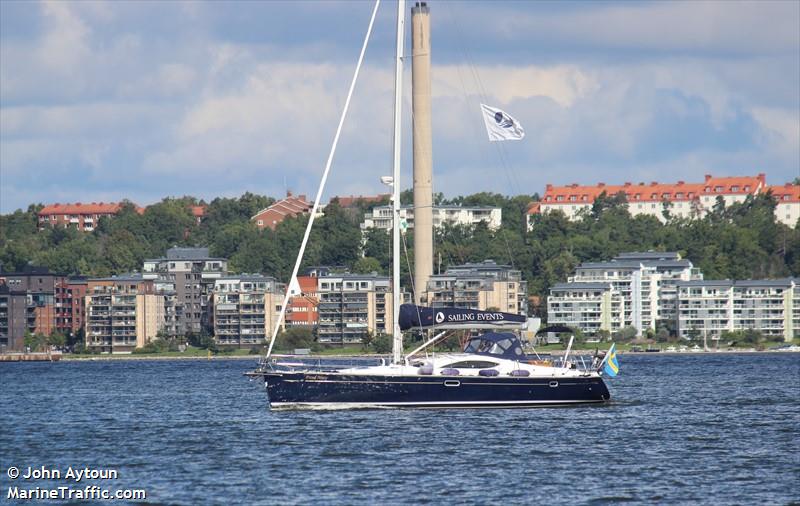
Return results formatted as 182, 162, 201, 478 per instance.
1, 190, 798, 317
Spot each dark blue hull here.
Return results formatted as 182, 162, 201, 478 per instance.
259, 372, 610, 409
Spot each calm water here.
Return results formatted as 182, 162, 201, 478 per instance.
2, 354, 799, 505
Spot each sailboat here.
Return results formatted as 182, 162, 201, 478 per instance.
247, 0, 611, 409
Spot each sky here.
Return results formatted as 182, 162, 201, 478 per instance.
1, 0, 798, 213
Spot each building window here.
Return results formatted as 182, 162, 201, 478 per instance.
258, 220, 263, 226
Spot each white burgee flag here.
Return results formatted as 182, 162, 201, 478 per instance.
480, 103, 525, 141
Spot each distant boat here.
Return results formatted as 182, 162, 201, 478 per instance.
666, 346, 677, 352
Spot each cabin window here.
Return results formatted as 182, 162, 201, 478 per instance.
443, 361, 498, 369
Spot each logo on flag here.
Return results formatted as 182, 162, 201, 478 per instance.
481, 103, 525, 142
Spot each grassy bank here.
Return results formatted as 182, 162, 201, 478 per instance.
57, 338, 799, 361
63, 346, 258, 360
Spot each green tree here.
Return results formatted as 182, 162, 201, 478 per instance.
372, 333, 392, 354
353, 257, 382, 274
275, 327, 315, 351
361, 330, 375, 351
614, 326, 638, 342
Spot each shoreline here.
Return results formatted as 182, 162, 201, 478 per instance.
0, 347, 790, 363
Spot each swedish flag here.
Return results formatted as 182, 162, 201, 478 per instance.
601, 343, 620, 377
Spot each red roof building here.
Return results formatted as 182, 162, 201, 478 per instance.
251, 192, 312, 231
527, 173, 797, 228
769, 183, 800, 227
190, 205, 206, 225
331, 194, 390, 208
38, 202, 143, 232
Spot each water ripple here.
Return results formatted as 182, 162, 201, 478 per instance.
1, 354, 799, 505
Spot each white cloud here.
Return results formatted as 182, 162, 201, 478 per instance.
1, 0, 798, 213
495, 0, 799, 55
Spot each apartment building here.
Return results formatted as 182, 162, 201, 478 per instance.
84, 276, 165, 353
794, 283, 800, 337
142, 247, 227, 335
0, 267, 64, 351
676, 279, 798, 341
54, 277, 88, 337
286, 275, 319, 327
547, 282, 624, 334
37, 202, 142, 232
528, 174, 799, 228
362, 205, 502, 233
0, 284, 7, 349
251, 192, 312, 231
425, 260, 527, 315
771, 183, 800, 227
316, 274, 394, 344
549, 252, 700, 336
212, 275, 284, 348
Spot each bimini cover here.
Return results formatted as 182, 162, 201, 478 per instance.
398, 304, 527, 331
463, 332, 525, 360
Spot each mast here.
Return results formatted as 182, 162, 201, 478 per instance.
411, 2, 433, 305
391, 0, 406, 364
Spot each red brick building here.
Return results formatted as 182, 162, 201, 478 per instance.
331, 194, 390, 208
38, 202, 144, 232
55, 278, 88, 336
286, 275, 319, 327
251, 192, 312, 231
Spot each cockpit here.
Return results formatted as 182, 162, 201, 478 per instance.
462, 332, 525, 360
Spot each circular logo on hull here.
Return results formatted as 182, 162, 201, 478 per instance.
435, 312, 445, 324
